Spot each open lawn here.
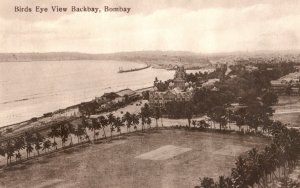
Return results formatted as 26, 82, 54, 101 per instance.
0, 129, 269, 188
273, 96, 300, 128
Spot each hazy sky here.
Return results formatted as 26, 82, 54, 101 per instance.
0, 0, 299, 53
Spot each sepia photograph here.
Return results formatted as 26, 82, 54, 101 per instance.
0, 0, 300, 187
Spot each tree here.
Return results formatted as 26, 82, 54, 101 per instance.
78, 101, 98, 117
197, 177, 217, 188
25, 132, 35, 158
153, 107, 161, 128
34, 132, 44, 156
231, 156, 249, 188
60, 123, 69, 147
192, 120, 197, 128
208, 106, 227, 130
90, 118, 101, 141
0, 145, 6, 161
225, 109, 234, 129
14, 136, 25, 162
184, 102, 194, 128
123, 112, 132, 132
5, 139, 15, 165
140, 103, 152, 131
107, 113, 116, 139
67, 122, 75, 145
146, 116, 152, 129
246, 148, 262, 187
98, 115, 108, 139
74, 123, 86, 143
42, 140, 51, 153
115, 117, 124, 135
233, 108, 246, 131
244, 104, 273, 131
48, 125, 59, 150
131, 113, 139, 131
262, 92, 278, 106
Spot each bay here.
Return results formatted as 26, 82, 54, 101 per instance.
0, 60, 211, 126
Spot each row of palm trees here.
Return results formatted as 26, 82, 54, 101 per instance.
196, 121, 300, 188
0, 104, 154, 166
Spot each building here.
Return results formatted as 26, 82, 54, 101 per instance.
202, 78, 220, 88
149, 66, 194, 108
95, 88, 140, 105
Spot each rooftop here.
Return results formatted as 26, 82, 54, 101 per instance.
115, 88, 136, 97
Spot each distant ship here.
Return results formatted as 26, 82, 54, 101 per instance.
118, 64, 151, 73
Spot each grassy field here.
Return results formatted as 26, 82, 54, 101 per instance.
273, 96, 300, 128
0, 129, 269, 188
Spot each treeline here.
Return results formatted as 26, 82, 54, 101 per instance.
195, 121, 300, 188
0, 104, 153, 166
79, 94, 140, 116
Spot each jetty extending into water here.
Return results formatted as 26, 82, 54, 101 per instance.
118, 64, 151, 73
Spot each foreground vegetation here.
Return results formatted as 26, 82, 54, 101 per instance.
195, 121, 300, 188
0, 103, 152, 167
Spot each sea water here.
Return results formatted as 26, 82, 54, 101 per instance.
0, 60, 211, 126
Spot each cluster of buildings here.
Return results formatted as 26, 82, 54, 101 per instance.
95, 88, 141, 111
149, 66, 195, 108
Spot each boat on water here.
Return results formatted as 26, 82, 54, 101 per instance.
118, 64, 151, 73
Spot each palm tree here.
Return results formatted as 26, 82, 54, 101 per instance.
153, 107, 160, 128
5, 139, 14, 165
123, 112, 132, 132
42, 140, 51, 153
34, 132, 44, 156
140, 103, 152, 131
184, 102, 193, 128
146, 116, 152, 129
115, 117, 124, 136
98, 115, 108, 139
48, 125, 59, 150
67, 122, 75, 145
192, 120, 197, 128
25, 132, 34, 158
139, 112, 146, 131
0, 145, 6, 162
80, 116, 91, 143
90, 118, 100, 141
74, 123, 86, 144
14, 136, 25, 162
107, 113, 116, 139
226, 109, 233, 130
60, 123, 69, 147
208, 106, 227, 131
160, 107, 165, 127
131, 113, 139, 131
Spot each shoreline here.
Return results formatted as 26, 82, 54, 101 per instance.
0, 63, 214, 139
0, 86, 154, 138
0, 65, 213, 130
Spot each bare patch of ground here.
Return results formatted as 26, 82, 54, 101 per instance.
136, 145, 191, 160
